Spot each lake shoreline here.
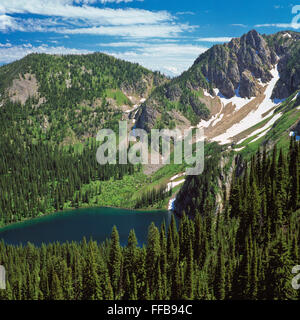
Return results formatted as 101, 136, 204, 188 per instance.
0, 207, 174, 247
0, 204, 171, 232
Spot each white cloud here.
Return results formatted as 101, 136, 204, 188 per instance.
55, 23, 193, 38
0, 1, 170, 26
97, 39, 180, 47
97, 41, 147, 47
0, 42, 12, 47
0, 43, 92, 65
176, 11, 195, 16
0, 14, 20, 31
106, 43, 208, 76
197, 37, 233, 42
99, 0, 143, 3
231, 24, 247, 28
0, 1, 195, 40
0, 1, 200, 74
255, 23, 300, 29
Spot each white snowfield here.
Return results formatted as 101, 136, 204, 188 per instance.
124, 98, 145, 113
124, 98, 146, 123
248, 113, 283, 143
211, 113, 224, 126
236, 112, 283, 145
234, 146, 245, 152
166, 175, 186, 211
210, 65, 283, 145
197, 97, 224, 129
168, 197, 176, 210
170, 174, 180, 181
166, 179, 185, 193
124, 104, 139, 113
214, 87, 255, 111
282, 33, 292, 38
292, 92, 300, 102
133, 108, 139, 118
203, 89, 212, 98
257, 78, 264, 86
170, 173, 186, 181
203, 87, 255, 111
197, 116, 216, 128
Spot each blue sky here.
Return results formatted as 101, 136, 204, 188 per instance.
0, 0, 299, 76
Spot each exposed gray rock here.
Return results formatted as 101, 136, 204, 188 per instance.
239, 70, 260, 98
135, 102, 159, 132
136, 29, 300, 131
269, 31, 300, 99
198, 30, 276, 98
166, 84, 182, 101
272, 53, 300, 99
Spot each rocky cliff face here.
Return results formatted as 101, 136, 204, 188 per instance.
269, 31, 300, 99
196, 30, 277, 98
136, 30, 300, 132
135, 101, 160, 132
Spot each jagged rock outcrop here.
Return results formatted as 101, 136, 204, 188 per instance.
196, 30, 277, 98
135, 102, 159, 132
272, 53, 300, 99
136, 29, 300, 132
269, 31, 300, 99
239, 70, 260, 98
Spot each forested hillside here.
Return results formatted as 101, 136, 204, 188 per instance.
0, 53, 166, 143
175, 143, 224, 217
0, 33, 299, 301
0, 104, 137, 225
0, 139, 299, 300
0, 53, 168, 226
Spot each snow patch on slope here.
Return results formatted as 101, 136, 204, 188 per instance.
213, 87, 255, 111
197, 116, 217, 128
203, 89, 213, 98
170, 173, 186, 181
166, 179, 185, 192
211, 113, 224, 126
168, 197, 176, 210
211, 65, 282, 145
292, 92, 300, 102
282, 33, 292, 38
239, 112, 283, 145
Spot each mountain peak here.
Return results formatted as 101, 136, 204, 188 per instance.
245, 29, 261, 36
240, 29, 268, 52
135, 30, 300, 136
193, 29, 277, 99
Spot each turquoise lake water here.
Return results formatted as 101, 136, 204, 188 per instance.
0, 207, 174, 246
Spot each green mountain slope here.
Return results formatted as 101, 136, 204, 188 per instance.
0, 52, 167, 143
234, 90, 300, 157
0, 53, 168, 226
